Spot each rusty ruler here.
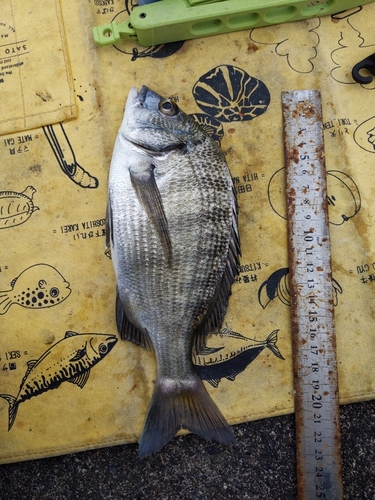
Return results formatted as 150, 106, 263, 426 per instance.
282, 90, 343, 500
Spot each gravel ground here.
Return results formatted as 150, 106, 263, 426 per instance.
1, 399, 374, 499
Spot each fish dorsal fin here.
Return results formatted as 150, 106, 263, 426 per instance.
69, 347, 87, 362
65, 331, 79, 338
116, 290, 154, 351
194, 192, 241, 353
129, 159, 172, 266
68, 370, 90, 389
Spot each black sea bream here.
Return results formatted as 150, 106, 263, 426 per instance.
106, 86, 240, 458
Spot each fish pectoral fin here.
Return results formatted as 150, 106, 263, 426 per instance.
69, 347, 87, 362
68, 370, 90, 389
116, 290, 154, 351
130, 161, 172, 266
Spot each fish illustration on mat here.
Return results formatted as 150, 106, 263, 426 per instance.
107, 86, 240, 458
0, 331, 118, 430
0, 264, 71, 315
193, 328, 284, 388
258, 267, 343, 308
0, 186, 39, 229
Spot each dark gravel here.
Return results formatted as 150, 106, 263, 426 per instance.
0, 400, 374, 499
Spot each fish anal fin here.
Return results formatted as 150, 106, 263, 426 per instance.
138, 374, 234, 458
0, 394, 18, 431
129, 160, 172, 266
69, 370, 90, 389
206, 379, 220, 388
116, 291, 153, 351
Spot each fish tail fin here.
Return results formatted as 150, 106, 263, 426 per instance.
0, 394, 18, 430
138, 374, 235, 458
266, 330, 285, 360
0, 293, 12, 315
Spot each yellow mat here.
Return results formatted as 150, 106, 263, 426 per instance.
1, 0, 375, 463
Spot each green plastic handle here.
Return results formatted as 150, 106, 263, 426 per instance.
93, 0, 373, 47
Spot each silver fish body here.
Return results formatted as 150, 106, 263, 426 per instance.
107, 86, 240, 458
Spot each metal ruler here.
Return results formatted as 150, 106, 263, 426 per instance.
282, 90, 343, 500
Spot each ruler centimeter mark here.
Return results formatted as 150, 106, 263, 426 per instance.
282, 90, 343, 500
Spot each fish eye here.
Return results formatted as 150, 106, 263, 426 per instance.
99, 343, 108, 355
49, 287, 60, 298
158, 99, 179, 117
38, 279, 47, 289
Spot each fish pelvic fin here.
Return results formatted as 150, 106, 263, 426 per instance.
138, 374, 234, 458
0, 292, 13, 315
0, 394, 18, 430
266, 330, 285, 360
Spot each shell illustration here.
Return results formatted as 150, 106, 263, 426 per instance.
193, 65, 270, 122
0, 186, 39, 229
268, 168, 361, 225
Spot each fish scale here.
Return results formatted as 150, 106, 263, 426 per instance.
107, 85, 240, 457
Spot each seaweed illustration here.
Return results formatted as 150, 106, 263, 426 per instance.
249, 18, 320, 74
330, 18, 375, 88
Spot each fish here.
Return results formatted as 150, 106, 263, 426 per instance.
0, 331, 118, 430
0, 263, 71, 315
106, 85, 241, 458
193, 328, 284, 388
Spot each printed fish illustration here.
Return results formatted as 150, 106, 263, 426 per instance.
0, 331, 118, 430
107, 86, 241, 458
0, 186, 39, 229
193, 328, 284, 388
258, 267, 343, 308
0, 263, 71, 315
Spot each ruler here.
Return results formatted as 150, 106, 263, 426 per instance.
282, 90, 343, 500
